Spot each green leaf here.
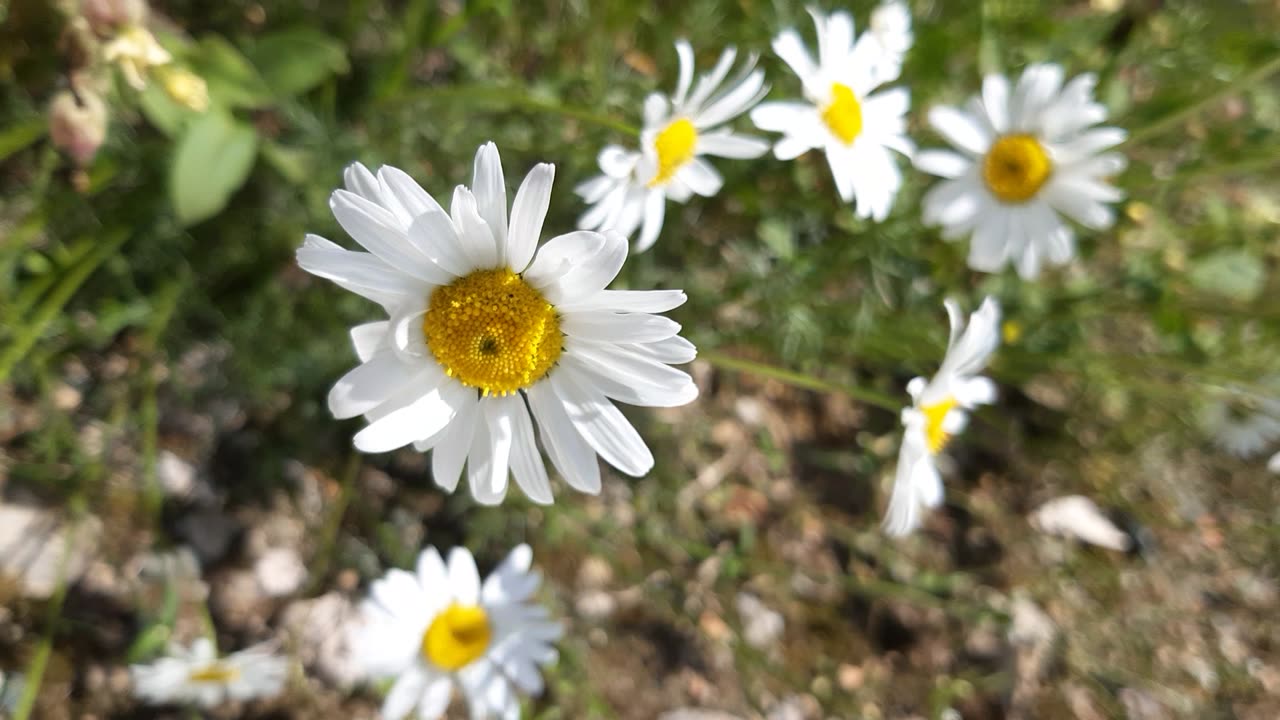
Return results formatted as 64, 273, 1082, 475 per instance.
0, 118, 45, 163
188, 35, 273, 109
169, 110, 259, 227
137, 82, 193, 137
261, 140, 313, 184
245, 28, 348, 97
1188, 249, 1265, 302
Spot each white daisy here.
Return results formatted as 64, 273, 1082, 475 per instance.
867, 1, 913, 85
884, 297, 1001, 537
575, 40, 770, 252
130, 638, 287, 708
748, 7, 914, 221
916, 63, 1127, 279
1199, 381, 1280, 459
356, 544, 562, 720
297, 143, 698, 505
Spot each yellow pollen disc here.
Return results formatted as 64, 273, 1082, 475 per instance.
982, 134, 1053, 203
423, 269, 562, 396
822, 83, 864, 145
649, 117, 698, 187
921, 396, 959, 455
422, 604, 492, 671
187, 663, 240, 684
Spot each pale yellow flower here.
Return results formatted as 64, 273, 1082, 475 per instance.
160, 67, 209, 112
103, 25, 172, 90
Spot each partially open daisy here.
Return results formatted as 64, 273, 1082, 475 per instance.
749, 8, 914, 220
130, 639, 287, 708
355, 544, 562, 720
884, 298, 1000, 537
916, 63, 1126, 279
298, 143, 697, 505
575, 40, 770, 252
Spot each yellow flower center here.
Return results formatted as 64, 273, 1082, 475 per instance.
423, 268, 562, 396
649, 118, 698, 187
921, 396, 959, 455
821, 83, 863, 145
186, 663, 240, 684
982, 134, 1053, 203
421, 604, 492, 671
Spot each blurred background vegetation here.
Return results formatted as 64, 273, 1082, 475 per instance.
1, 0, 1278, 718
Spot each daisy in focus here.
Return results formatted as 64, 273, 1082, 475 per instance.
130, 638, 287, 708
749, 7, 915, 221
916, 63, 1127, 279
356, 544, 562, 720
298, 143, 698, 505
575, 40, 770, 252
884, 297, 1001, 537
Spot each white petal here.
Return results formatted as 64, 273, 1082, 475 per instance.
561, 347, 698, 408
928, 106, 992, 157
1043, 181, 1116, 230
331, 190, 451, 285
561, 310, 681, 344
968, 209, 1012, 273
775, 134, 817, 161
549, 369, 655, 477
296, 235, 422, 308
626, 335, 697, 365
671, 40, 695, 108
407, 209, 473, 278
450, 186, 500, 270
497, 394, 554, 504
377, 165, 447, 227
684, 46, 739, 113
1030, 495, 1131, 552
469, 398, 513, 505
749, 101, 814, 132
507, 163, 554, 273
471, 142, 508, 247
915, 149, 971, 179
417, 674, 454, 720
679, 157, 724, 197
353, 376, 465, 453
643, 92, 669, 130
556, 289, 687, 314
697, 130, 771, 159
540, 231, 628, 305
773, 29, 817, 87
597, 145, 640, 178
415, 546, 449, 592
981, 73, 1010, 133
327, 352, 421, 420
481, 543, 538, 606
431, 391, 479, 492
350, 321, 389, 362
343, 162, 383, 204
447, 547, 481, 605
636, 190, 666, 253
527, 381, 603, 494
382, 664, 428, 720
694, 68, 768, 128
883, 435, 927, 537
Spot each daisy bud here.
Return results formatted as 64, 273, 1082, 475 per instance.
48, 88, 108, 167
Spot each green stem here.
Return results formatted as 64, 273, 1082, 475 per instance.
699, 349, 902, 411
1124, 52, 1280, 147
391, 85, 639, 136
0, 228, 129, 384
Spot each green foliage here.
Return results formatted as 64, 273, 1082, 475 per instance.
169, 110, 259, 226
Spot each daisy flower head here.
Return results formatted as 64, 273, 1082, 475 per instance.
297, 143, 698, 505
130, 638, 287, 708
868, 1, 914, 84
748, 7, 915, 221
575, 40, 770, 253
1199, 380, 1280, 459
356, 544, 562, 720
916, 63, 1127, 279
884, 297, 1001, 537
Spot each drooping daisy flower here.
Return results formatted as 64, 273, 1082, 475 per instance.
102, 24, 173, 90
884, 297, 1000, 537
867, 1, 913, 84
130, 639, 287, 708
1199, 381, 1280, 459
916, 63, 1127, 279
298, 143, 698, 504
356, 544, 562, 720
575, 41, 770, 252
748, 8, 915, 221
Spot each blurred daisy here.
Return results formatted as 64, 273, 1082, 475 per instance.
103, 24, 172, 90
884, 297, 1000, 537
356, 544, 562, 720
1199, 381, 1280, 459
298, 143, 697, 505
749, 8, 914, 220
916, 63, 1126, 279
131, 639, 287, 708
576, 40, 770, 252
867, 1, 913, 84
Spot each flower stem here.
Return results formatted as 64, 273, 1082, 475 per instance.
1124, 52, 1280, 147
392, 85, 640, 136
699, 349, 901, 412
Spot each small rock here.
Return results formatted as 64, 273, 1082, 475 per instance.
52, 382, 82, 411
0, 504, 101, 599
576, 556, 613, 590
1030, 495, 1131, 552
209, 569, 269, 633
658, 711, 743, 720
156, 451, 197, 498
736, 593, 784, 651
768, 695, 820, 720
837, 663, 864, 691
175, 509, 240, 565
1118, 687, 1169, 720
575, 590, 615, 620
280, 592, 364, 688
254, 548, 307, 598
